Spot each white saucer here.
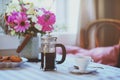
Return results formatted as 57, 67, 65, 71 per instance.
68, 66, 97, 74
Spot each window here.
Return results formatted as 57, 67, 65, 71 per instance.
66, 0, 80, 33
54, 0, 80, 34
54, 0, 80, 45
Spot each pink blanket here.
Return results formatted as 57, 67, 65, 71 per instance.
56, 45, 120, 66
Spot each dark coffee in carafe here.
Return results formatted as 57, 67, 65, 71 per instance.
41, 52, 56, 70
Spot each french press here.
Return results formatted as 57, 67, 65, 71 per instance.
40, 34, 66, 71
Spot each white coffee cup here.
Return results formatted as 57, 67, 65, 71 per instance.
75, 55, 93, 72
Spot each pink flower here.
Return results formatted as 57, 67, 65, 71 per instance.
6, 11, 18, 26
13, 12, 30, 32
37, 8, 56, 32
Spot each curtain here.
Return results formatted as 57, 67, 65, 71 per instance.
76, 0, 98, 48
101, 0, 120, 46
76, 0, 120, 48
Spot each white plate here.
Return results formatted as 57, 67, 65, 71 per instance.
0, 57, 28, 68
68, 66, 97, 74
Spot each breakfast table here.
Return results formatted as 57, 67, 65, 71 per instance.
0, 55, 120, 80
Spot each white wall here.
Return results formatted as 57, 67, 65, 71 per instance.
56, 33, 77, 46
0, 35, 19, 49
0, 35, 19, 55
0, 33, 76, 50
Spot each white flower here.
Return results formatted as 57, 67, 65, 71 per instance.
28, 15, 37, 23
6, 2, 21, 15
24, 3, 36, 15
34, 24, 42, 31
10, 30, 16, 36
36, 9, 43, 15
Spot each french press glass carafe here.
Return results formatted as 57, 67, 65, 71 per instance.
40, 34, 66, 71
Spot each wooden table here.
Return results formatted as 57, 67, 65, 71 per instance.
0, 55, 120, 80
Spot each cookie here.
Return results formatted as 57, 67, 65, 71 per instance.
2, 60, 11, 62
10, 56, 22, 62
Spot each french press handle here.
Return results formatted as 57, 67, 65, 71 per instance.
55, 43, 66, 64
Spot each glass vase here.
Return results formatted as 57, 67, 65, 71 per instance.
19, 35, 41, 62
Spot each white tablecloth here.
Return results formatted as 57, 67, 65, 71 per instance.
0, 55, 120, 80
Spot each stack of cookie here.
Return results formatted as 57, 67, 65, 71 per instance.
0, 56, 22, 62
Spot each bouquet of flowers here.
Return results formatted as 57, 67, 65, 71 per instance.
3, 0, 56, 54
5, 0, 56, 37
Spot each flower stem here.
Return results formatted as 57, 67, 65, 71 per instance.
18, 0, 26, 12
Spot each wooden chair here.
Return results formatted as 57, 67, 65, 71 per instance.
84, 19, 120, 67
